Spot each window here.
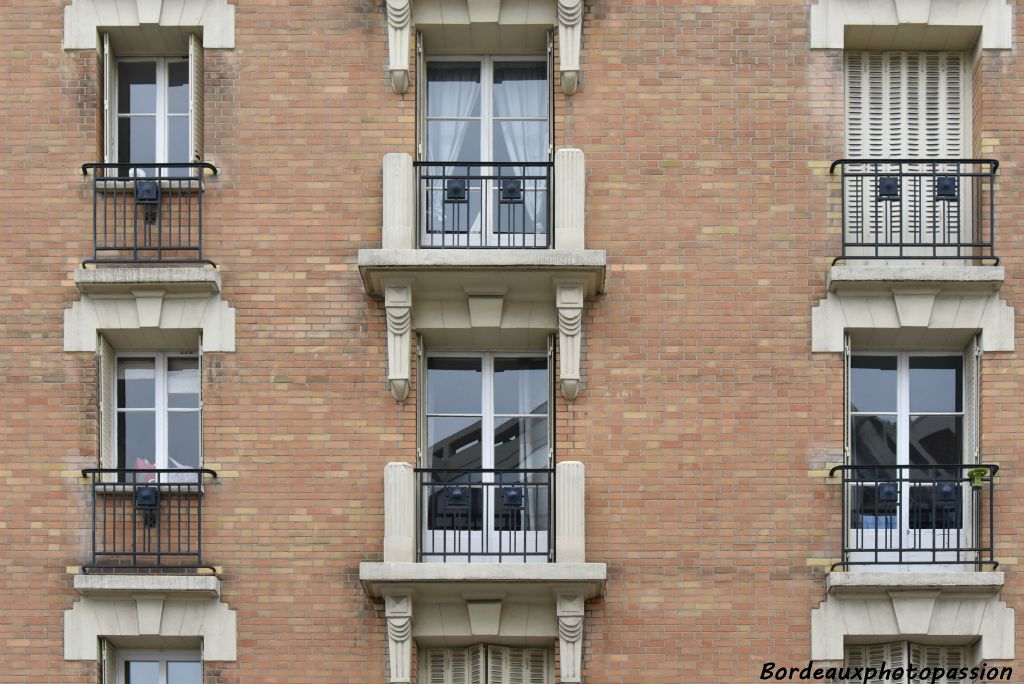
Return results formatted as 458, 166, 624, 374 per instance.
844, 642, 966, 683
421, 353, 552, 561
845, 342, 981, 566
100, 33, 204, 169
423, 645, 551, 684
114, 352, 201, 477
116, 651, 201, 684
422, 57, 550, 246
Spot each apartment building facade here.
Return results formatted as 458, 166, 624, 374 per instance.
1, 0, 1023, 682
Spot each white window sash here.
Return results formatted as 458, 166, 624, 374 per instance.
113, 57, 190, 165
116, 649, 201, 684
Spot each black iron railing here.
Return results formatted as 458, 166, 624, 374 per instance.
81, 162, 218, 264
831, 464, 998, 570
81, 468, 217, 572
417, 468, 554, 562
416, 161, 553, 248
830, 159, 998, 262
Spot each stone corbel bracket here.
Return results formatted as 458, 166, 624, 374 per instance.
557, 0, 584, 95
385, 0, 412, 93
555, 279, 585, 400
557, 593, 586, 683
383, 279, 413, 401
384, 592, 414, 684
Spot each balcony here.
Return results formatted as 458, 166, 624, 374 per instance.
358, 149, 606, 401
81, 468, 217, 572
360, 461, 606, 683
82, 162, 218, 265
830, 464, 998, 571
831, 159, 998, 264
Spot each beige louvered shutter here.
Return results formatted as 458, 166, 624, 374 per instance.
846, 643, 905, 683
843, 333, 852, 462
525, 648, 550, 684
189, 33, 204, 162
449, 646, 470, 684
468, 644, 485, 684
424, 648, 448, 684
910, 643, 963, 683
964, 335, 981, 464
488, 645, 509, 684
102, 34, 115, 164
99, 336, 117, 481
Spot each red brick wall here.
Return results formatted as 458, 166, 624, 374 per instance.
0, 1, 1021, 682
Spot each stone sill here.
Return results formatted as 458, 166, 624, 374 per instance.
75, 266, 221, 295
359, 561, 607, 599
74, 573, 221, 598
357, 248, 607, 297
827, 571, 1004, 596
827, 265, 1004, 294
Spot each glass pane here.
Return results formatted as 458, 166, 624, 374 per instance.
167, 61, 190, 114
118, 412, 156, 470
851, 484, 898, 531
493, 61, 548, 118
118, 358, 156, 408
909, 414, 962, 476
494, 357, 548, 415
125, 661, 159, 684
426, 120, 481, 163
118, 61, 157, 114
494, 416, 547, 470
168, 661, 202, 684
168, 116, 190, 164
910, 356, 963, 413
427, 62, 481, 117
850, 355, 897, 413
493, 120, 548, 164
426, 357, 482, 414
118, 116, 157, 165
168, 412, 200, 469
167, 358, 200, 408
427, 417, 482, 470
851, 415, 897, 477
909, 481, 963, 530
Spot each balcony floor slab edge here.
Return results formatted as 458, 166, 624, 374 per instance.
827, 571, 1004, 595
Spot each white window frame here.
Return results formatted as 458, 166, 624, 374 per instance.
116, 649, 201, 684
114, 56, 190, 165
115, 351, 202, 471
424, 55, 551, 165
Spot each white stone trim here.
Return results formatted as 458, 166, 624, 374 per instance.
556, 593, 585, 683
809, 0, 1012, 50
385, 0, 412, 93
383, 279, 414, 401
64, 0, 236, 50
384, 593, 414, 684
811, 572, 1013, 662
65, 574, 236, 662
811, 267, 1014, 352
555, 280, 585, 401
557, 0, 583, 95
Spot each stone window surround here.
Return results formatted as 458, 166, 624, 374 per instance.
385, 0, 583, 95
809, 0, 1012, 51
64, 574, 237, 663
63, 0, 236, 51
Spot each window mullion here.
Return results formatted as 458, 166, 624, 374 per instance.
156, 58, 166, 164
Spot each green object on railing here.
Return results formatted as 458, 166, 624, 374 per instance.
967, 467, 989, 488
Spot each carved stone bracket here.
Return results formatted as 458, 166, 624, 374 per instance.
557, 593, 585, 683
557, 0, 583, 94
384, 593, 414, 684
384, 279, 414, 401
386, 0, 412, 93
556, 279, 585, 400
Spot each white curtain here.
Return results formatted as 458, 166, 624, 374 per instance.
427, 63, 480, 163
493, 63, 547, 239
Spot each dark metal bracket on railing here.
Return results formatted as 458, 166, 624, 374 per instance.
829, 158, 999, 265
80, 162, 219, 267
80, 467, 218, 573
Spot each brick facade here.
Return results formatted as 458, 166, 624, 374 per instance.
1, 1, 1022, 682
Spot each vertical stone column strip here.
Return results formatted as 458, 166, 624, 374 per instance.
557, 0, 583, 95
383, 153, 416, 250
384, 593, 414, 684
385, 0, 411, 93
554, 149, 585, 250
383, 462, 416, 563
557, 593, 585, 683
555, 279, 585, 400
383, 279, 413, 401
556, 461, 586, 563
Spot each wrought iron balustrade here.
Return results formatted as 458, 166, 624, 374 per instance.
81, 162, 218, 264
830, 159, 997, 262
417, 467, 554, 563
416, 161, 553, 248
81, 468, 217, 572
830, 464, 998, 570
